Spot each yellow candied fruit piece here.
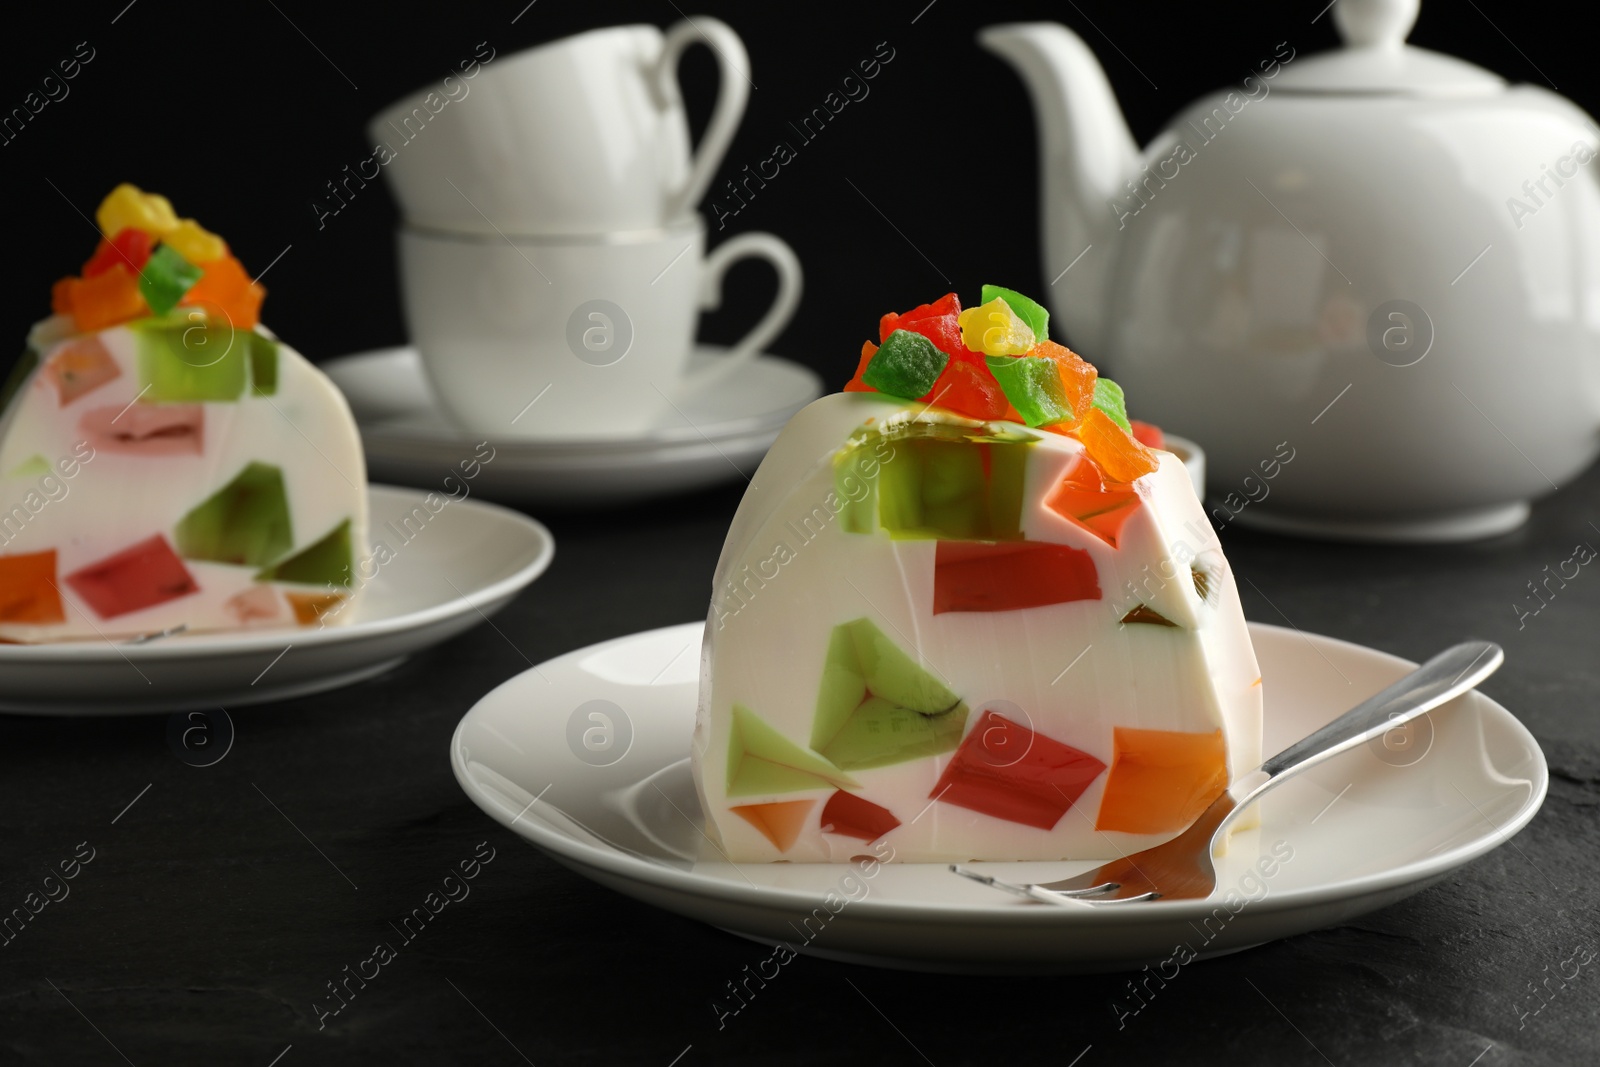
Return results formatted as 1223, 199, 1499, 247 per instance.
95, 183, 179, 239
163, 219, 226, 263
957, 297, 1035, 356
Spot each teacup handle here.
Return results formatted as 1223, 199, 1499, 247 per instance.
655, 17, 751, 219
680, 232, 803, 393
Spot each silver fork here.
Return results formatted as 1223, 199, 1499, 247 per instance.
952, 639, 1503, 905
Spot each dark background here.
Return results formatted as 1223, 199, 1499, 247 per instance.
4, 0, 1590, 385
3, 3, 1599, 1066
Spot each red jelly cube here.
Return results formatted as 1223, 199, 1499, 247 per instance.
925, 359, 1015, 422
1047, 455, 1143, 548
820, 791, 902, 841
1130, 420, 1166, 449
932, 710, 1106, 830
879, 292, 963, 341
0, 550, 65, 624
83, 228, 155, 278
933, 541, 1101, 614
65, 534, 199, 619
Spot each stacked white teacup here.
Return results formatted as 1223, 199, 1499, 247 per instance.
370, 19, 801, 442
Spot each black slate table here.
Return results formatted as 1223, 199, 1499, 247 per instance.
3, 462, 1597, 1067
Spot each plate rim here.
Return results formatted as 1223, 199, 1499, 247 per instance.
0, 483, 555, 663
327, 344, 824, 453
451, 620, 1549, 925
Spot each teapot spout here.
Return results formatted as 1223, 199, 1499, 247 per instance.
979, 22, 1140, 353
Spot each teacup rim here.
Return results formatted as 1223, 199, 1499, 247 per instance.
399, 217, 705, 246
372, 22, 664, 126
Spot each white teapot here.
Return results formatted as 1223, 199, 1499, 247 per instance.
982, 0, 1600, 541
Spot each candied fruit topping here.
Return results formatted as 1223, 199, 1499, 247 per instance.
980, 284, 1050, 341
163, 219, 226, 264
83, 228, 154, 279
986, 354, 1073, 428
48, 186, 267, 333
1075, 407, 1159, 483
1091, 377, 1132, 433
139, 245, 202, 317
96, 184, 179, 239
862, 329, 949, 400
958, 297, 1035, 356
844, 288, 1164, 485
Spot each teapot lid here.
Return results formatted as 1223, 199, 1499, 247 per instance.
1273, 0, 1504, 96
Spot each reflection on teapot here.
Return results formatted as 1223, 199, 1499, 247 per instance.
982, 0, 1600, 542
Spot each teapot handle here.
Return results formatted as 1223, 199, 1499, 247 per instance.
654, 17, 752, 220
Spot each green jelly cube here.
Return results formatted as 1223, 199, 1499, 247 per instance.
986, 355, 1072, 428
727, 703, 856, 796
1092, 377, 1132, 432
837, 421, 1032, 540
8, 454, 51, 479
862, 329, 949, 400
175, 462, 294, 567
136, 321, 248, 402
832, 432, 881, 535
139, 245, 203, 317
811, 617, 968, 771
249, 334, 279, 396
257, 518, 354, 587
981, 284, 1049, 342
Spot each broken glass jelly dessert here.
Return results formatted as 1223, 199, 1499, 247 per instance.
0, 184, 367, 643
692, 286, 1260, 862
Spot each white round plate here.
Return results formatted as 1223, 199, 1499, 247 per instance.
451, 621, 1546, 974
0, 485, 553, 716
323, 346, 823, 505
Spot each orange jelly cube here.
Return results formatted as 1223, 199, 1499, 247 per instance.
180, 252, 265, 330
1029, 340, 1098, 421
44, 335, 122, 405
1075, 407, 1159, 483
1095, 726, 1228, 835
288, 592, 347, 626
0, 550, 66, 625
1047, 454, 1142, 548
51, 277, 75, 317
68, 265, 148, 332
730, 799, 816, 852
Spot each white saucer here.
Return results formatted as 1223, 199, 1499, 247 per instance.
323, 347, 823, 505
0, 485, 553, 715
451, 621, 1546, 974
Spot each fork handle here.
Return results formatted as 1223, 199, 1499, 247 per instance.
1250, 640, 1502, 790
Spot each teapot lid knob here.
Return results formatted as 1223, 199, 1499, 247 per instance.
1334, 0, 1420, 48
